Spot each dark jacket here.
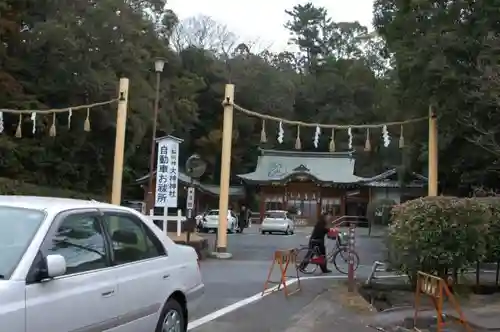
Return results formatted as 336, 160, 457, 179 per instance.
239, 209, 250, 222
310, 214, 329, 240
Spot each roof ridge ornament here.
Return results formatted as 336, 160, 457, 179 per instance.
293, 164, 310, 172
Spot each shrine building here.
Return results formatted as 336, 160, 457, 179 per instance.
237, 149, 427, 225
135, 171, 245, 215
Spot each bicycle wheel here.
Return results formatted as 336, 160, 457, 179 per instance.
294, 246, 318, 274
332, 248, 359, 274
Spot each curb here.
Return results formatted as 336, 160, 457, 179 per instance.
208, 252, 233, 259
174, 238, 210, 260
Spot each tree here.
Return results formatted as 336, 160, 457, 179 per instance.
0, 0, 206, 196
171, 15, 238, 55
6, 0, 484, 200
373, 0, 500, 190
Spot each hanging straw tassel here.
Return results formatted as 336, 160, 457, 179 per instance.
295, 125, 301, 150
364, 128, 371, 151
67, 108, 72, 129
15, 114, 22, 138
49, 113, 57, 137
399, 124, 405, 148
31, 112, 36, 134
0, 111, 4, 133
84, 108, 91, 132
329, 128, 335, 152
260, 120, 267, 143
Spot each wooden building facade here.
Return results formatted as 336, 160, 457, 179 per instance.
136, 171, 246, 215
237, 149, 427, 225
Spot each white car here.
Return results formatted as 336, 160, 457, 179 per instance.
260, 210, 295, 235
199, 209, 240, 233
0, 195, 204, 332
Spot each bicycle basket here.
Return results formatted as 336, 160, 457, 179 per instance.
327, 227, 339, 239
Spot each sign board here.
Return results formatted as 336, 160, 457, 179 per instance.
155, 137, 180, 207
414, 271, 472, 332
186, 187, 195, 210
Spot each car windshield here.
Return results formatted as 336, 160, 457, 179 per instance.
266, 212, 285, 219
206, 210, 232, 217
0, 206, 45, 279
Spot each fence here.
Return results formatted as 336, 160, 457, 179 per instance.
147, 209, 186, 236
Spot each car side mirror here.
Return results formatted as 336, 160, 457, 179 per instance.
45, 254, 67, 278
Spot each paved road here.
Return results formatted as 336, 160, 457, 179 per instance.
189, 225, 388, 330
190, 225, 312, 320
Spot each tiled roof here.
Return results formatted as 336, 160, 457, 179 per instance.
236, 149, 428, 187
135, 171, 245, 197
237, 149, 366, 184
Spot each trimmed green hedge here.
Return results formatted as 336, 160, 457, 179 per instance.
387, 196, 499, 282
475, 197, 500, 263
0, 177, 106, 201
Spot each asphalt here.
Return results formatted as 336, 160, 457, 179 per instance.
188, 225, 389, 331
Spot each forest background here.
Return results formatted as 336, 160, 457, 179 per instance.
1, 0, 499, 200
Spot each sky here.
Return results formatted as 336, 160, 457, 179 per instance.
168, 0, 375, 52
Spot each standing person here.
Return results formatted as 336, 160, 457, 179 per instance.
238, 204, 250, 232
301, 209, 333, 273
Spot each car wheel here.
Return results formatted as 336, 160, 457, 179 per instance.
155, 297, 186, 332
261, 231, 265, 235
285, 227, 290, 235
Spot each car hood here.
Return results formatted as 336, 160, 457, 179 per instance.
0, 280, 25, 306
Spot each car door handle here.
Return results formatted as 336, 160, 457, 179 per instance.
101, 290, 115, 297
162, 274, 170, 279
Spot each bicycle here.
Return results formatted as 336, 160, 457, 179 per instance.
294, 229, 360, 274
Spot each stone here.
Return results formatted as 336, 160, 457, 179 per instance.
169, 233, 209, 260
402, 316, 436, 329
395, 327, 413, 332
210, 252, 233, 259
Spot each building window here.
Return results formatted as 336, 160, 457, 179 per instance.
321, 197, 341, 216
264, 195, 283, 211
287, 199, 317, 219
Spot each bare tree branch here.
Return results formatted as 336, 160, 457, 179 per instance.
171, 14, 238, 54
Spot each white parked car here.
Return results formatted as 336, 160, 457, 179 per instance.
261, 210, 295, 235
0, 196, 204, 332
199, 209, 240, 233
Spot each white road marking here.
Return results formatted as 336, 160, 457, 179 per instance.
187, 274, 397, 330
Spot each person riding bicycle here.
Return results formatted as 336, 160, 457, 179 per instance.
305, 209, 333, 273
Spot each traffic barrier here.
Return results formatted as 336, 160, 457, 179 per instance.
262, 249, 301, 297
414, 271, 472, 332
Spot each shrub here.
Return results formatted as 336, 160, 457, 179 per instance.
474, 197, 500, 263
366, 198, 397, 226
0, 178, 105, 201
388, 196, 490, 282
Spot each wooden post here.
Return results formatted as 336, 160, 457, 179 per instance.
216, 84, 235, 252
163, 203, 168, 232
348, 224, 356, 292
368, 187, 372, 236
259, 193, 265, 223
176, 209, 183, 237
428, 105, 438, 196
111, 78, 129, 205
